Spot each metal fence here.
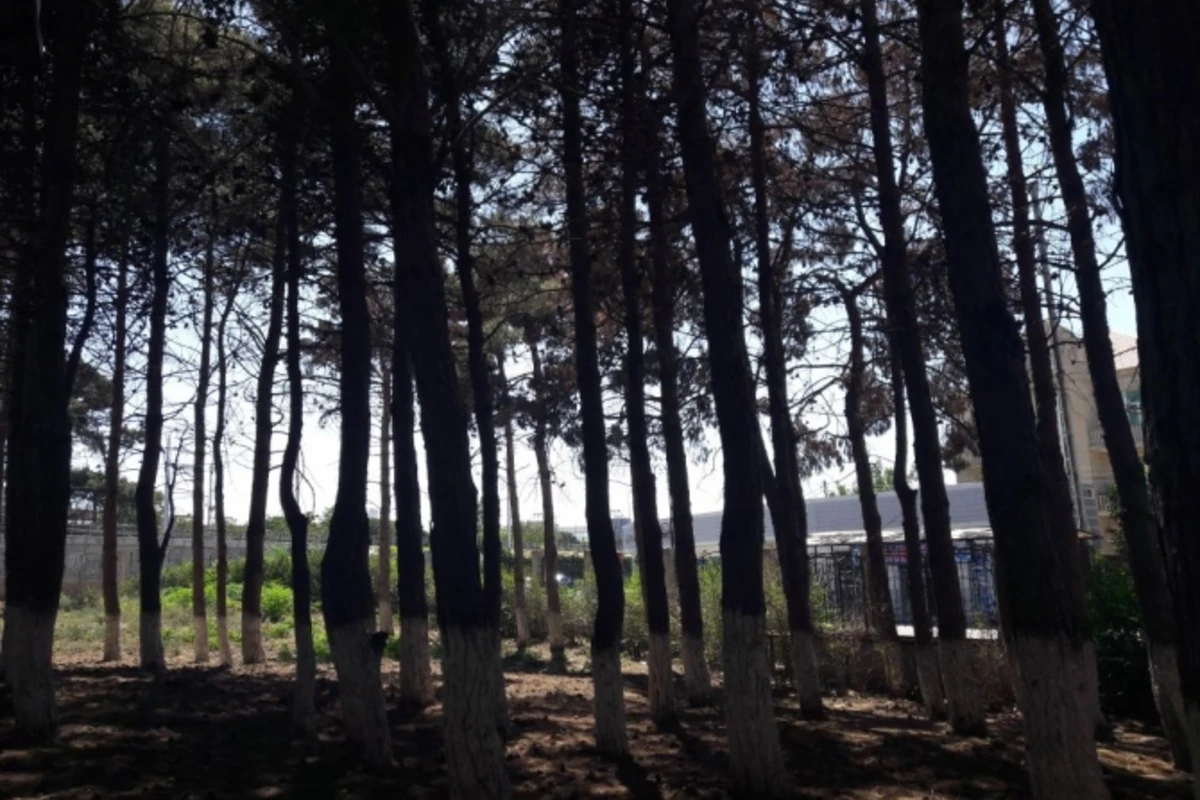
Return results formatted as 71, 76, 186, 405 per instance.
808, 536, 1000, 632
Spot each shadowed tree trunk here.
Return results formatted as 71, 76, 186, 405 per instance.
136, 124, 172, 674
377, 355, 393, 635
64, 205, 97, 395
1089, 0, 1200, 786
842, 288, 902, 691
385, 0, 509, 792
242, 208, 286, 666
279, 60, 315, 731
3, 0, 89, 738
321, 5, 392, 764
191, 208, 215, 665
644, 85, 710, 706
1029, 0, 1182, 761
617, 0, 674, 727
889, 350, 943, 717
526, 328, 565, 671
860, 0, 983, 735
213, 274, 238, 668
498, 353, 530, 651
916, 0, 1106, 794
101, 245, 129, 663
666, 0, 785, 789
744, 16, 825, 718
560, 0, 629, 756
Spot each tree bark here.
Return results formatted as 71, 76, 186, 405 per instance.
377, 355, 393, 635
321, 7, 392, 765
916, 0, 1107, 794
644, 86, 710, 706
1089, 0, 1200, 787
560, 0, 629, 756
191, 208, 215, 665
135, 124, 171, 674
842, 289, 901, 690
526, 328, 565, 671
666, 0, 785, 789
213, 274, 237, 668
384, 0, 508, 792
860, 0, 983, 734
498, 354, 530, 651
101, 244, 129, 663
1030, 0, 1181, 759
3, 0, 89, 738
65, 205, 97, 396
242, 205, 286, 666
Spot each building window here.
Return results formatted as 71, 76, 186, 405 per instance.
1125, 389, 1142, 427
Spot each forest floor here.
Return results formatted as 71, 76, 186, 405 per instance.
0, 643, 1190, 800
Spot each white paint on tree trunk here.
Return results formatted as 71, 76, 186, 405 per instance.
326, 621, 392, 766
378, 597, 393, 638
647, 632, 676, 724
789, 630, 825, 719
216, 613, 233, 667
103, 614, 122, 662
7, 606, 57, 741
242, 613, 265, 665
681, 633, 711, 706
724, 610, 786, 794
193, 616, 209, 664
441, 625, 511, 798
915, 643, 946, 720
293, 620, 317, 734
591, 644, 629, 756
1147, 642, 1191, 770
938, 638, 986, 735
547, 611, 565, 670
515, 607, 530, 649
1009, 635, 1110, 798
140, 611, 164, 672
399, 615, 434, 707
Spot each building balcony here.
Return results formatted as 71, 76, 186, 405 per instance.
1097, 486, 1116, 516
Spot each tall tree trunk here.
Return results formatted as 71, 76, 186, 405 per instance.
916, 0, 1106, 794
242, 209, 286, 666
644, 88, 710, 706
860, 0, 984, 735
560, 0, 628, 756
665, 0, 785, 789
321, 8, 392, 765
279, 58, 316, 731
64, 205, 97, 396
1031, 0, 1182, 760
191, 213, 215, 665
526, 329, 565, 671
377, 355, 393, 635
101, 244, 129, 662
617, 0, 674, 727
842, 290, 902, 690
889, 350, 943, 717
213, 277, 237, 668
3, 0, 89, 737
744, 17, 824, 718
136, 124, 171, 674
384, 0, 508, 792
1089, 1, 1200, 787
498, 354, 529, 651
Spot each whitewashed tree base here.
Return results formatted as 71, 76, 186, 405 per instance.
547, 612, 566, 671
681, 633, 712, 706
790, 630, 825, 719
724, 611, 787, 795
327, 621, 392, 766
103, 614, 122, 662
1010, 635, 1109, 798
242, 614, 266, 665
442, 625, 511, 799
915, 643, 945, 719
647, 632, 676, 725
399, 615, 434, 707
216, 614, 233, 667
591, 644, 629, 756
938, 638, 986, 735
140, 611, 165, 673
515, 608, 530, 651
293, 620, 317, 734
1148, 642, 1191, 770
7, 606, 57, 741
193, 616, 209, 664
378, 600, 394, 637
878, 640, 905, 695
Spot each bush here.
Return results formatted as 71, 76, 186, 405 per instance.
261, 582, 293, 623
1089, 557, 1155, 720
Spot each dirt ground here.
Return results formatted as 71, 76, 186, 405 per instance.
0, 644, 1190, 799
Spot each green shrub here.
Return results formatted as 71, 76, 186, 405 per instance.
261, 582, 293, 623
277, 643, 295, 663
1088, 557, 1155, 720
